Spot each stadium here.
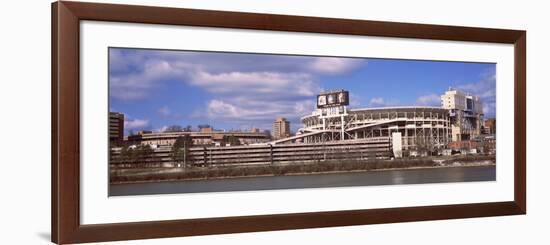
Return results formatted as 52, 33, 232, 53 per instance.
271, 89, 484, 154
295, 106, 452, 150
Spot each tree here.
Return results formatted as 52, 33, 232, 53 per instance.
117, 145, 131, 166
414, 135, 435, 156
135, 144, 154, 167
198, 124, 211, 129
117, 144, 155, 167
222, 135, 241, 146
118, 145, 139, 166
165, 125, 183, 132
171, 135, 194, 168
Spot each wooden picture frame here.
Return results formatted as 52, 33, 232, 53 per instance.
52, 1, 526, 244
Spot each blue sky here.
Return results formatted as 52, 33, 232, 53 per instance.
109, 48, 496, 135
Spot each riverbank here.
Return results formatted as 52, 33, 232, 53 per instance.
110, 155, 495, 184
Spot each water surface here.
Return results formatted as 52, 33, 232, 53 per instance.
110, 165, 496, 196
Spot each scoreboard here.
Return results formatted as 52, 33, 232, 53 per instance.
317, 90, 349, 109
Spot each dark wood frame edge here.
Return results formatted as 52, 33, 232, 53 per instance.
52, 1, 526, 244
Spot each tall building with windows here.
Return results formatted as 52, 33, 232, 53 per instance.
441, 88, 484, 141
109, 112, 124, 144
272, 117, 291, 140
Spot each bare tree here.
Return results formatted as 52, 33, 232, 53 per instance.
172, 135, 194, 168
221, 135, 241, 146
414, 136, 435, 156
164, 125, 183, 132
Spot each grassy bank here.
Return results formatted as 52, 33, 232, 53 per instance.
110, 155, 495, 184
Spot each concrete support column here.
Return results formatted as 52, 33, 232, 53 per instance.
405, 126, 408, 149
341, 115, 345, 141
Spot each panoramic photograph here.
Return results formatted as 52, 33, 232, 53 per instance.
108, 47, 496, 196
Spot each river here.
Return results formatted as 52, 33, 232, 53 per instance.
109, 165, 495, 196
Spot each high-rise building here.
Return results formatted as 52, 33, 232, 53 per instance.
109, 112, 124, 144
441, 88, 484, 141
272, 117, 290, 139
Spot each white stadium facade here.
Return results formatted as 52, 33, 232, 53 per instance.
299, 106, 451, 150
271, 89, 484, 153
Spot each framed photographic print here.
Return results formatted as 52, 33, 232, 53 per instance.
52, 1, 526, 244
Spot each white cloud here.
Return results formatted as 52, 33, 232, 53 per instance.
456, 68, 496, 117
368, 97, 400, 107
187, 69, 320, 131
157, 106, 171, 117
308, 57, 363, 74
156, 106, 184, 120
109, 50, 365, 102
110, 59, 196, 101
348, 93, 362, 107
190, 71, 318, 97
369, 97, 385, 107
154, 125, 169, 133
205, 99, 310, 120
416, 94, 441, 106
110, 49, 367, 131
124, 118, 150, 131
207, 100, 241, 118
202, 99, 315, 131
